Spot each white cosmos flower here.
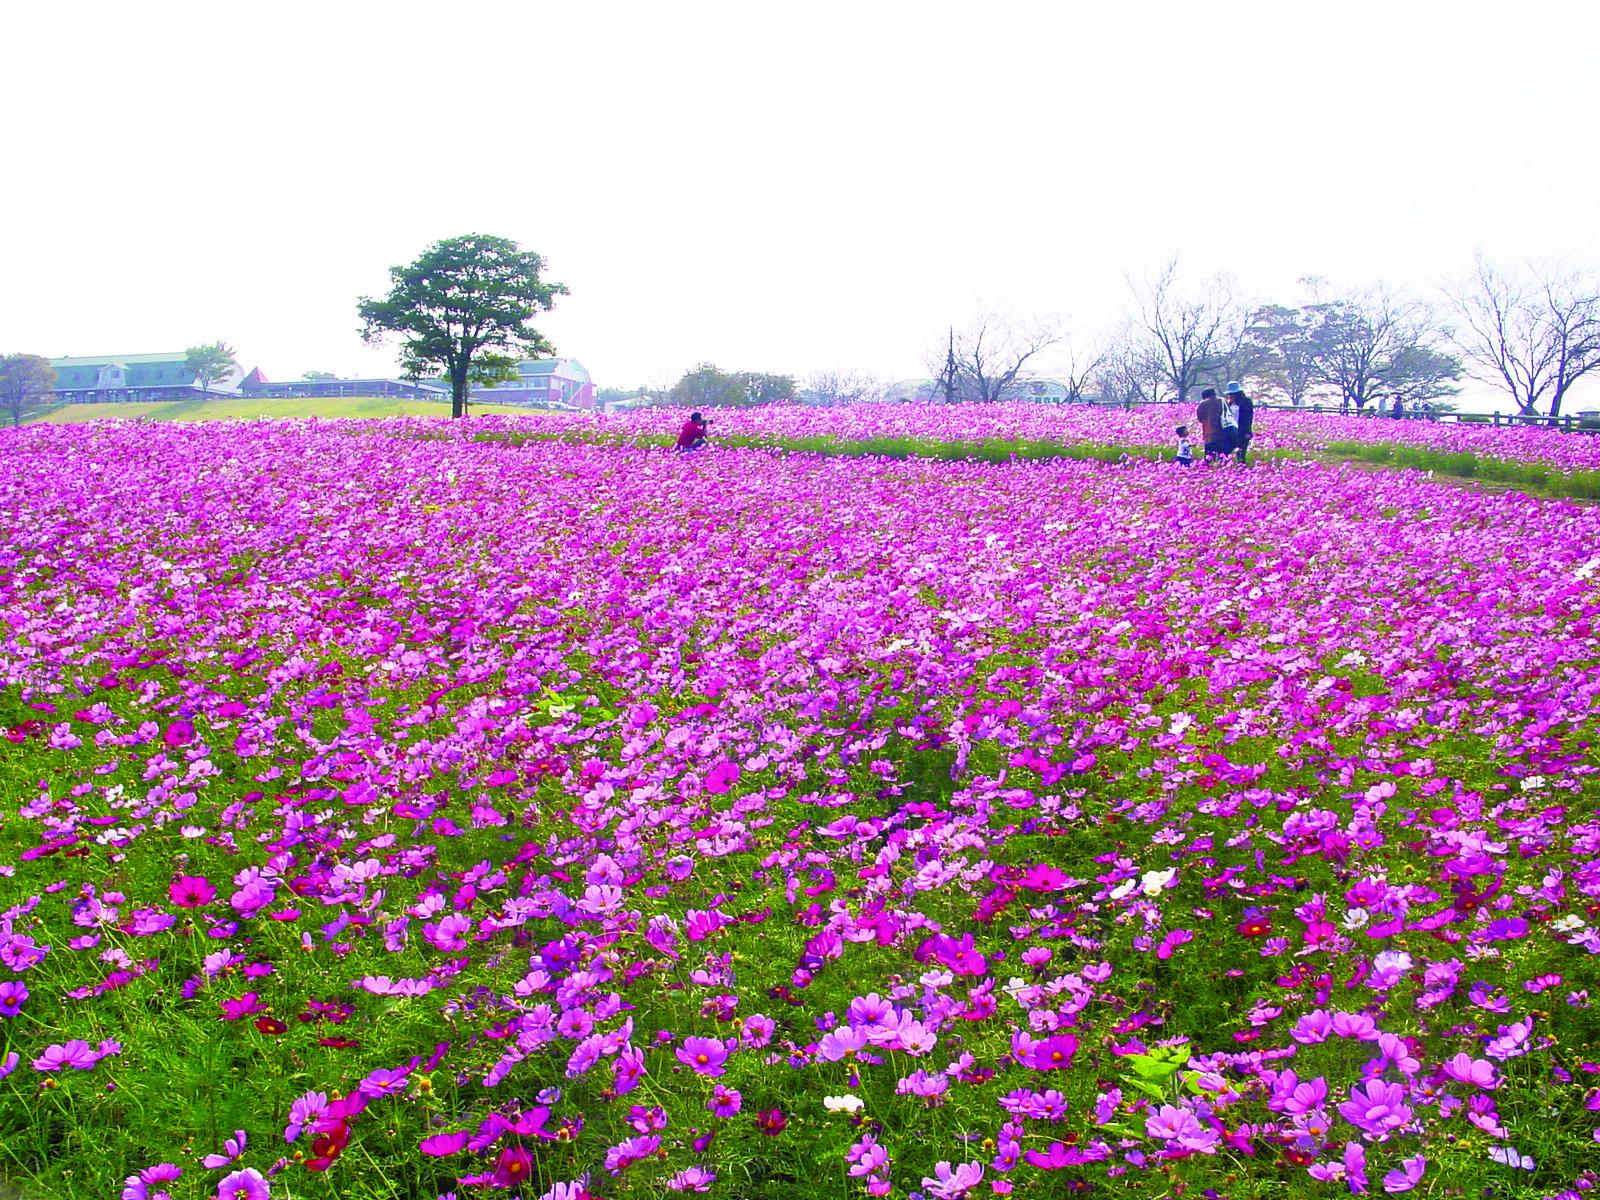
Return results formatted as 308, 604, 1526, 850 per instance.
1141, 868, 1177, 896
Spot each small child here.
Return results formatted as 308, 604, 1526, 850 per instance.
1174, 425, 1194, 467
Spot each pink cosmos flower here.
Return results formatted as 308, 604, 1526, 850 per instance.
358, 1066, 412, 1098
1338, 1079, 1413, 1139
1291, 1010, 1332, 1043
676, 1035, 729, 1076
1382, 1154, 1426, 1192
200, 1130, 248, 1169
603, 1134, 660, 1172
707, 1084, 742, 1116
665, 1166, 717, 1192
1345, 1141, 1370, 1194
1144, 1104, 1219, 1154
33, 1040, 98, 1071
214, 1167, 268, 1200
921, 1160, 983, 1200
121, 1163, 182, 1200
1440, 1053, 1498, 1089
218, 993, 266, 1021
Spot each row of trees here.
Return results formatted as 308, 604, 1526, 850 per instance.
659, 364, 797, 408
907, 256, 1600, 416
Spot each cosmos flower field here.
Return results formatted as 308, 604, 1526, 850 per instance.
1, 418, 1598, 1200
567, 403, 1600, 475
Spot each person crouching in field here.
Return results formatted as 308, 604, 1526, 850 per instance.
676, 411, 710, 452
1174, 425, 1194, 466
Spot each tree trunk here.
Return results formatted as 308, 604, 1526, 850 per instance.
451, 367, 468, 419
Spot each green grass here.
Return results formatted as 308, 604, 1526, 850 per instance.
1323, 439, 1600, 500
25, 397, 557, 424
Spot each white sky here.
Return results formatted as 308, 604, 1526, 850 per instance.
4, 0, 1598, 407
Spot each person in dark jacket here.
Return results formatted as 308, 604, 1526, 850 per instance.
1196, 387, 1226, 459
1225, 381, 1255, 464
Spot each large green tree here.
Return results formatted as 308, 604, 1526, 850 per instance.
185, 342, 238, 395
1300, 286, 1461, 410
667, 364, 795, 408
357, 234, 568, 419
0, 353, 56, 426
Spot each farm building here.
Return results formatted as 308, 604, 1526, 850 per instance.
236, 369, 448, 400
47, 353, 241, 402
467, 358, 596, 410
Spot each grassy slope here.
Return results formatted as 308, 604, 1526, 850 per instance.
26, 397, 556, 423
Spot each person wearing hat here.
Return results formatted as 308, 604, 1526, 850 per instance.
1225, 382, 1254, 464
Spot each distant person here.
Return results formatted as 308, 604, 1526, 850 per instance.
1391, 396, 1406, 420
1226, 381, 1255, 464
1174, 425, 1194, 466
676, 411, 710, 452
1196, 387, 1227, 460
1423, 401, 1437, 422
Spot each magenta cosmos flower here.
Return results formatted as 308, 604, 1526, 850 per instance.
676, 1035, 730, 1076
214, 1168, 269, 1200
168, 875, 216, 907
0, 981, 28, 1017
33, 1040, 98, 1071
1024, 1033, 1079, 1071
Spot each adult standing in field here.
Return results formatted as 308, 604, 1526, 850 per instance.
1196, 387, 1227, 460
676, 411, 710, 452
1226, 381, 1255, 464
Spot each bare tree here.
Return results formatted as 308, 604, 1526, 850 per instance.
1094, 320, 1169, 405
1059, 337, 1107, 403
1128, 258, 1244, 406
803, 368, 886, 406
1445, 255, 1600, 417
928, 308, 1063, 403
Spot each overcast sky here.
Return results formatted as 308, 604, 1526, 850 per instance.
4, 0, 1597, 405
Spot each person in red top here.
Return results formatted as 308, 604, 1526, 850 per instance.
676, 411, 709, 452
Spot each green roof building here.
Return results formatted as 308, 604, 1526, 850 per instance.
48, 353, 238, 401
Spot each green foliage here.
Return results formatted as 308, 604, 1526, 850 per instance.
183, 342, 238, 395
667, 364, 796, 408
1241, 285, 1462, 410
0, 353, 56, 426
301, 370, 340, 381
357, 234, 568, 419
